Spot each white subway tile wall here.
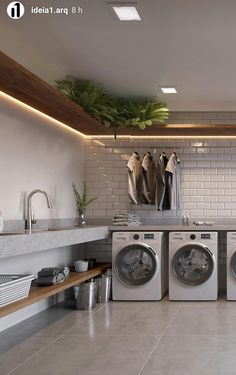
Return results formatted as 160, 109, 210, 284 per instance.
85, 138, 236, 220
85, 238, 112, 262
85, 112, 236, 290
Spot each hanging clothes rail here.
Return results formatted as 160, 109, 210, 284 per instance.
126, 150, 181, 210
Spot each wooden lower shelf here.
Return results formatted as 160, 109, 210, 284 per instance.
0, 263, 111, 318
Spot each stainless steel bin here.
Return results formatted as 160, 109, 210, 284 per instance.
73, 278, 97, 310
97, 269, 112, 303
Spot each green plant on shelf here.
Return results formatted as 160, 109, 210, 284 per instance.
117, 99, 169, 130
55, 76, 169, 130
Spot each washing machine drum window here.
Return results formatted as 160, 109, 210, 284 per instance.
115, 244, 158, 286
230, 252, 236, 278
172, 244, 214, 286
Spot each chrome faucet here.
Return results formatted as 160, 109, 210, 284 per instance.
26, 190, 52, 230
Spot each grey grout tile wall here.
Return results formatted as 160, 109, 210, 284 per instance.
85, 113, 236, 219
85, 112, 236, 289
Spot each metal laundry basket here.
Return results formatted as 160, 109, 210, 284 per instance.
97, 269, 112, 303
73, 278, 97, 310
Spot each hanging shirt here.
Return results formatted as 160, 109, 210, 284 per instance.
156, 153, 169, 210
165, 153, 181, 210
141, 152, 156, 205
127, 153, 142, 204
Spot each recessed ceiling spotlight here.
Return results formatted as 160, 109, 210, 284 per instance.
161, 87, 177, 94
111, 5, 141, 21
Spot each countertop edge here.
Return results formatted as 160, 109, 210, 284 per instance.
108, 225, 236, 231
0, 226, 110, 260
3, 223, 236, 260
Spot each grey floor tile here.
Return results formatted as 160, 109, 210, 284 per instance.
9, 335, 156, 375
3, 299, 236, 375
79, 350, 150, 375
118, 317, 171, 336
67, 300, 180, 337
165, 304, 236, 336
141, 335, 236, 375
1, 306, 85, 340
131, 302, 181, 320
140, 372, 234, 375
0, 335, 57, 375
178, 297, 234, 310
1, 303, 104, 343
0, 303, 103, 375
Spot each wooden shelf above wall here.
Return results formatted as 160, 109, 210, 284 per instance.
1, 51, 236, 137
0, 51, 110, 135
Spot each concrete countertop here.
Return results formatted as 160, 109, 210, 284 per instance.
0, 225, 110, 260
2, 222, 236, 260
108, 224, 236, 231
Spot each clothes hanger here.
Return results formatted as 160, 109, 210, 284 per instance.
173, 152, 181, 164
144, 151, 153, 159
162, 152, 169, 162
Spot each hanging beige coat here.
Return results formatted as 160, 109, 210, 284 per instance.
156, 153, 169, 210
141, 152, 156, 204
165, 153, 181, 210
127, 152, 142, 204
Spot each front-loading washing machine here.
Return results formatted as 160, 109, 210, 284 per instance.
169, 232, 218, 300
226, 232, 236, 300
112, 232, 168, 300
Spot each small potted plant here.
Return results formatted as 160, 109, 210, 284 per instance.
72, 182, 97, 226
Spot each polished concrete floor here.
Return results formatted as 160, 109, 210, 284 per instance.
1, 297, 236, 374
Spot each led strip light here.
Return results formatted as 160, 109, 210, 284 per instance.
1, 90, 236, 140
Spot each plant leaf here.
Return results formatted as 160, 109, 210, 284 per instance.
56, 78, 169, 130
72, 182, 97, 211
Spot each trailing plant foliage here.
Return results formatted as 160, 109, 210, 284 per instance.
72, 182, 97, 214
117, 100, 169, 130
56, 78, 117, 127
55, 76, 169, 129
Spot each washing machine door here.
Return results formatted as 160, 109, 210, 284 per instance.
115, 243, 158, 286
230, 251, 236, 278
172, 243, 214, 286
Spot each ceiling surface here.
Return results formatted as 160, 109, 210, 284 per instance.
1, 0, 236, 111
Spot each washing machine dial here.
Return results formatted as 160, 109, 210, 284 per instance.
190, 234, 196, 240
133, 234, 139, 240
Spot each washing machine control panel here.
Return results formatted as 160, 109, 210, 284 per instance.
124, 232, 161, 241
144, 233, 155, 239
113, 232, 162, 243
170, 232, 216, 243
189, 233, 211, 240
201, 233, 211, 239
133, 233, 155, 240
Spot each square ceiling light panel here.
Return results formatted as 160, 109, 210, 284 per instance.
161, 87, 177, 94
112, 5, 141, 21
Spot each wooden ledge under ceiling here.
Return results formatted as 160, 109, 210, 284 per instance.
114, 123, 236, 136
0, 51, 109, 135
1, 51, 236, 137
